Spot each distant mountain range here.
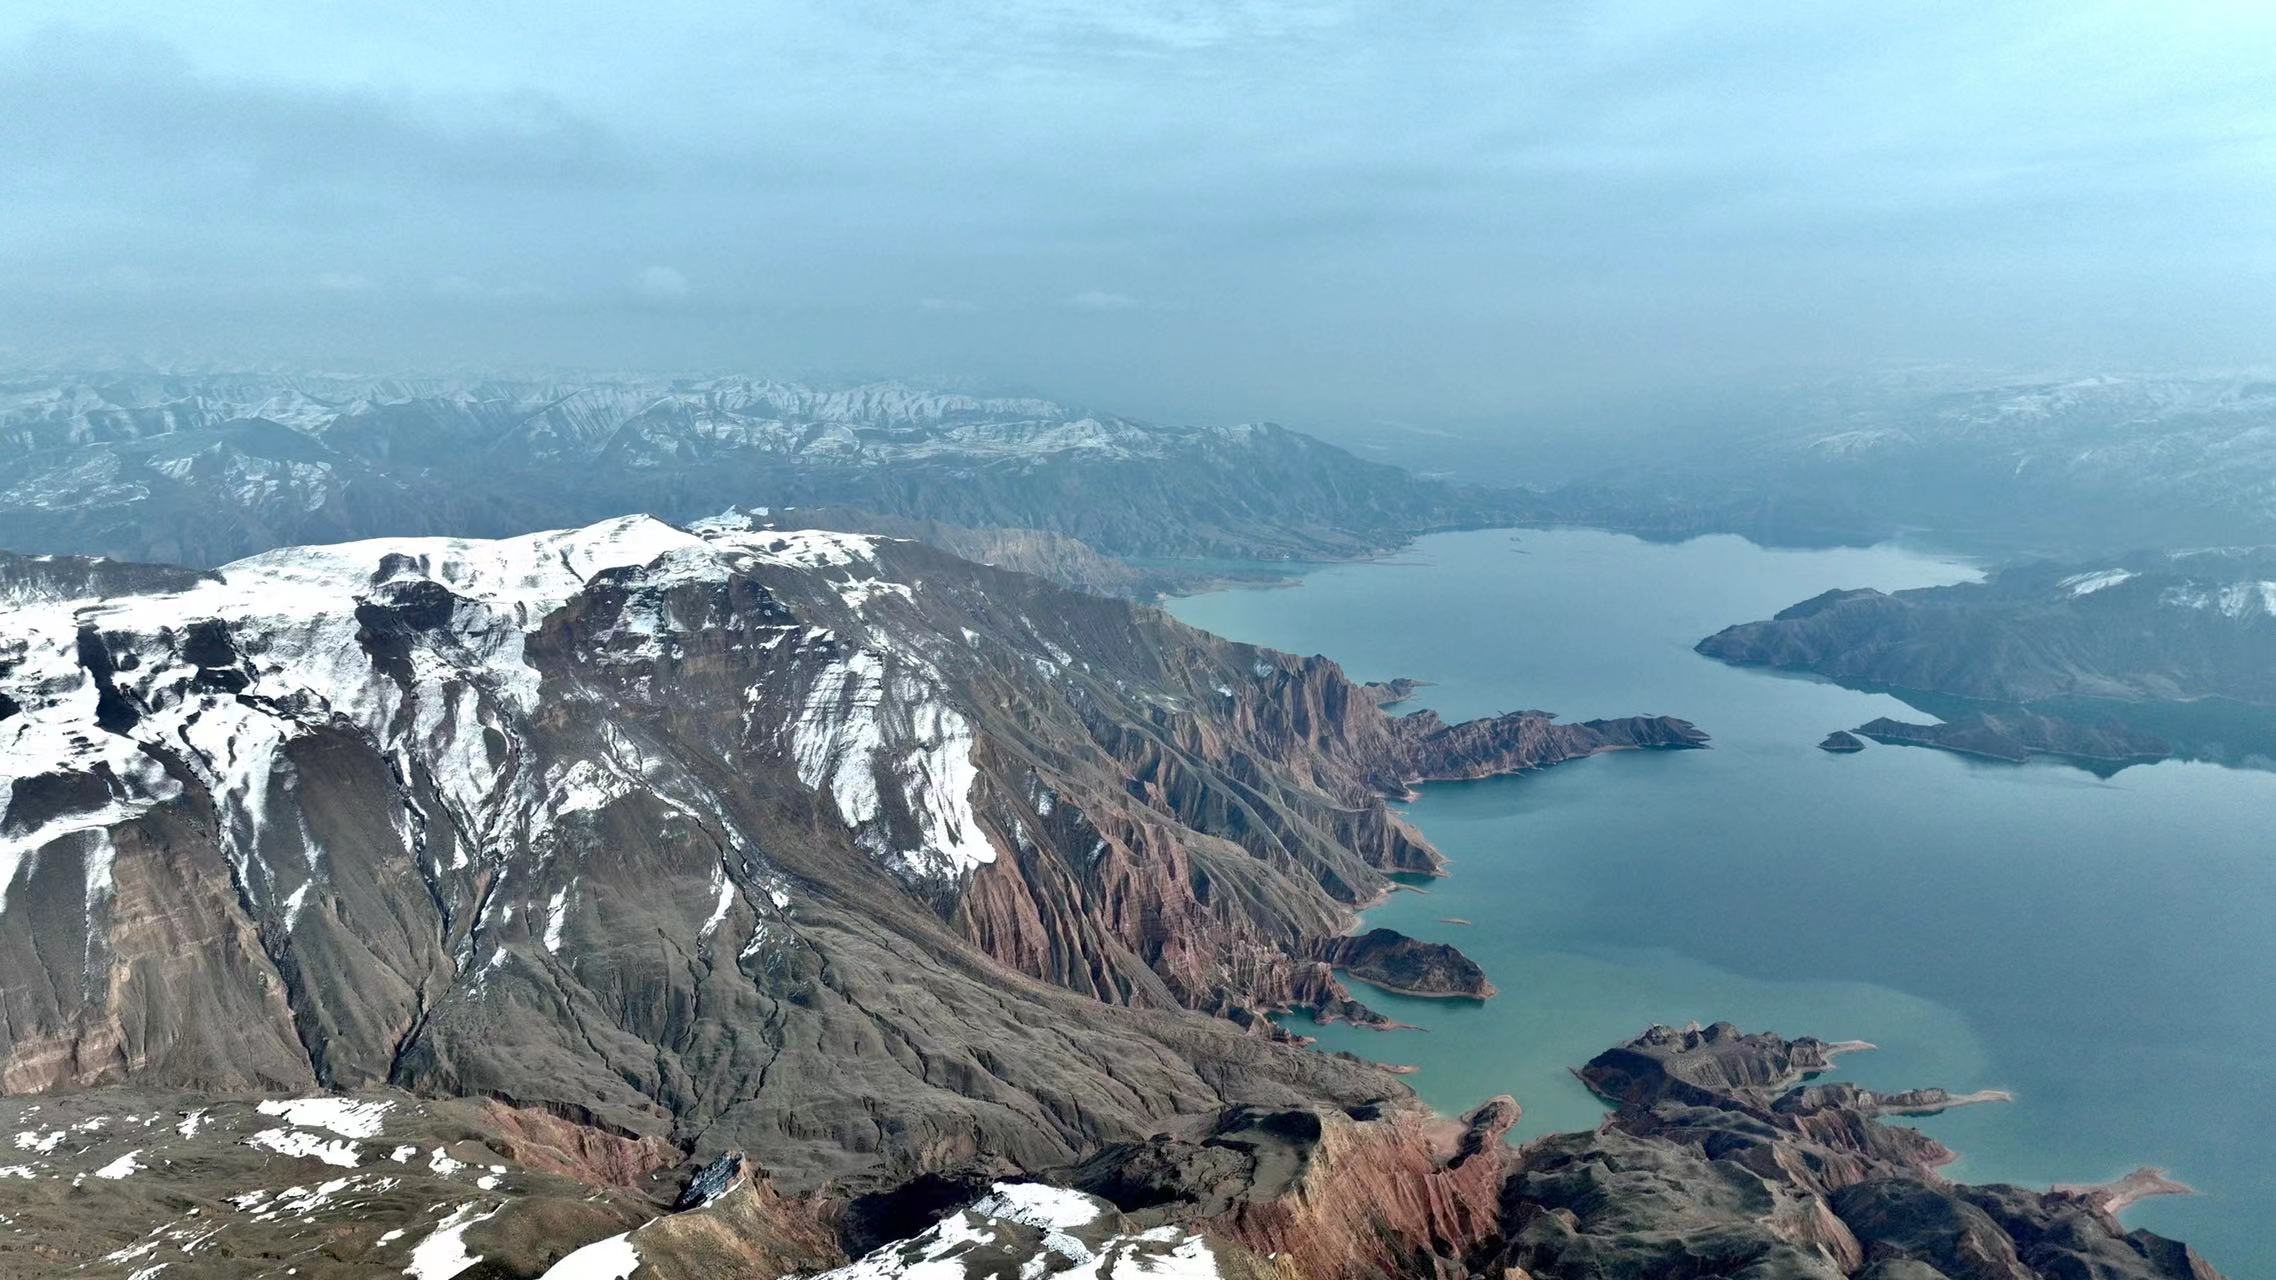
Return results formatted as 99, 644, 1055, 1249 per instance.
1548, 372, 2276, 557
0, 372, 1523, 574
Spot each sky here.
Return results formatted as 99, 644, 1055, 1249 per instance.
2, 1, 2272, 429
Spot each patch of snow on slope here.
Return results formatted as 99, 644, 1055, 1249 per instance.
90, 1150, 143, 1178
257, 1097, 393, 1138
791, 651, 888, 828
403, 1201, 501, 1280
2161, 580, 2276, 618
894, 699, 994, 879
543, 887, 570, 953
538, 1231, 641, 1280
803, 1182, 1223, 1280
2058, 568, 2135, 596
247, 1128, 361, 1167
726, 529, 885, 572
699, 865, 734, 938
971, 1182, 1100, 1229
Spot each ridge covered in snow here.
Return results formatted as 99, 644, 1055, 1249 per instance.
0, 516, 1000, 939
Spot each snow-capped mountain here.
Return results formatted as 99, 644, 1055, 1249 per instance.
0, 373, 1515, 571
0, 514, 1692, 1187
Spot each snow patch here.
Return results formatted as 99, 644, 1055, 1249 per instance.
403, 1201, 501, 1280
2059, 568, 2136, 596
90, 1150, 144, 1179
538, 1231, 641, 1280
247, 1128, 361, 1168
543, 887, 570, 953
257, 1097, 393, 1139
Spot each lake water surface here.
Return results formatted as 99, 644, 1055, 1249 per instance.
1168, 527, 2274, 1276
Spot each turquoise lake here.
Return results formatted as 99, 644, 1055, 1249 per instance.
1167, 527, 2275, 1277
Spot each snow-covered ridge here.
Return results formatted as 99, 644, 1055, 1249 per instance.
2161, 579, 2276, 619
0, 373, 1238, 467
1, 515, 1000, 932
2058, 568, 2136, 596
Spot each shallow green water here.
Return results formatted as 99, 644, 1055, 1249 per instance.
1168, 527, 2275, 1275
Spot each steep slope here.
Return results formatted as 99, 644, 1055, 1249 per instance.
0, 516, 1697, 1197
0, 372, 1521, 572
1696, 550, 2276, 706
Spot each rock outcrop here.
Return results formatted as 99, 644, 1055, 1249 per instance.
1310, 928, 1496, 998
1496, 1022, 2220, 1280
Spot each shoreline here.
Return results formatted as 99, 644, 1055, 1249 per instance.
1172, 526, 2208, 1240
2055, 1166, 2197, 1214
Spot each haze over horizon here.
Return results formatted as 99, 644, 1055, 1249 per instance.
4, 1, 2272, 431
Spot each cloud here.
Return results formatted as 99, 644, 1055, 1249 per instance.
0, 25, 645, 205
2, 6, 2273, 411
1064, 290, 1140, 311
633, 266, 690, 302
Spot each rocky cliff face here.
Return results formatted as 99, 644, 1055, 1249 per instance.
1495, 1022, 2222, 1280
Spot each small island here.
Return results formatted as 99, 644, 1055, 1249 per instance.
1855, 710, 2171, 767
1819, 729, 1866, 752
1312, 927, 1497, 998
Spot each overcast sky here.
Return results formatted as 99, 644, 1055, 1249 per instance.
2, 1, 2271, 426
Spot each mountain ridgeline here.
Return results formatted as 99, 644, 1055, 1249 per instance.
0, 373, 1523, 575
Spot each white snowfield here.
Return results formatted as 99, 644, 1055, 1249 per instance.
2057, 568, 2136, 597
0, 515, 1006, 951
537, 1230, 642, 1280
804, 1181, 1224, 1280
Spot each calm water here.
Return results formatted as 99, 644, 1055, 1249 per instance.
1168, 528, 2276, 1276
